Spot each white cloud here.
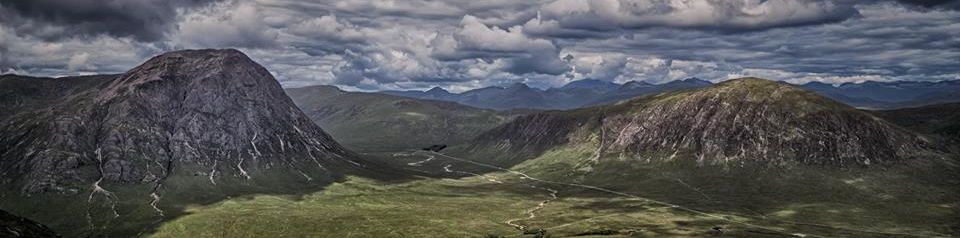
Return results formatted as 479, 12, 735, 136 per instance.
455, 15, 555, 53
175, 1, 278, 48
67, 52, 91, 71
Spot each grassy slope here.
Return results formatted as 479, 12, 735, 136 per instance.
0, 161, 343, 237
286, 86, 525, 152
504, 143, 960, 237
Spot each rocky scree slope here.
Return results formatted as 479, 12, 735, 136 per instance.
0, 49, 363, 195
465, 78, 929, 167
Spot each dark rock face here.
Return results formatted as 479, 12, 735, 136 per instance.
0, 210, 59, 237
470, 78, 929, 167
0, 49, 360, 194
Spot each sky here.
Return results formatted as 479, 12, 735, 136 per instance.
0, 0, 958, 92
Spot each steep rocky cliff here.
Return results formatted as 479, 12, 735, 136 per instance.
467, 78, 929, 167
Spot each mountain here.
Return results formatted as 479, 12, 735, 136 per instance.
464, 77, 928, 167
0, 210, 58, 237
801, 80, 960, 109
285, 85, 526, 152
0, 49, 366, 236
381, 78, 713, 110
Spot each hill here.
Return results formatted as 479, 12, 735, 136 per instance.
285, 85, 526, 152
0, 49, 367, 236
464, 78, 928, 167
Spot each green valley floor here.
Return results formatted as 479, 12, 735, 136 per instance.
149, 151, 958, 237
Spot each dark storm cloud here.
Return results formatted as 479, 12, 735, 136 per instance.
895, 0, 960, 10
0, 0, 220, 41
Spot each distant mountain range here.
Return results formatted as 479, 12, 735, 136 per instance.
382, 78, 712, 110
381, 78, 960, 110
799, 80, 960, 109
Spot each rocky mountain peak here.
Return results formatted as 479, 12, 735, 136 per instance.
0, 48, 361, 194
98, 49, 271, 102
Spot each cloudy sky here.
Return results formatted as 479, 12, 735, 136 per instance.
1, 0, 958, 92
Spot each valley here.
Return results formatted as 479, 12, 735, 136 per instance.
151, 149, 958, 237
